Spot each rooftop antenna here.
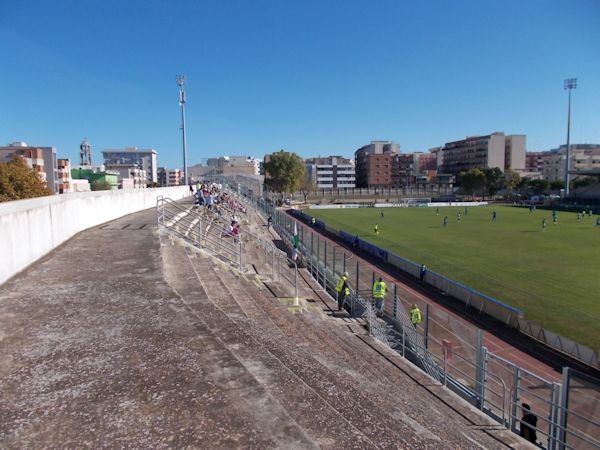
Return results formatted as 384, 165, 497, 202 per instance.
80, 138, 92, 165
176, 74, 188, 186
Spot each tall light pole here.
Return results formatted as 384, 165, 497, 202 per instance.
176, 74, 188, 186
564, 78, 577, 197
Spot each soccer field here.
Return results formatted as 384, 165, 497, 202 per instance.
309, 205, 600, 352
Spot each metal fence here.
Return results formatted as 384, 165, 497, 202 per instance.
156, 196, 298, 300
230, 190, 600, 450
286, 185, 452, 199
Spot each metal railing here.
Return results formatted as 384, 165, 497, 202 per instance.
156, 196, 298, 300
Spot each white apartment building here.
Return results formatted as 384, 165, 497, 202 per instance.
305, 156, 355, 189
158, 167, 184, 187
505, 135, 526, 171
440, 132, 525, 176
102, 147, 158, 185
105, 164, 148, 189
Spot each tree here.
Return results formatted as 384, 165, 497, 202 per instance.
458, 169, 485, 199
263, 150, 305, 197
482, 167, 505, 197
571, 176, 596, 190
516, 176, 529, 195
299, 174, 316, 204
0, 155, 52, 202
549, 180, 564, 190
505, 169, 522, 198
528, 179, 549, 195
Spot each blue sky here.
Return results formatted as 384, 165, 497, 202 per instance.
1, 0, 599, 168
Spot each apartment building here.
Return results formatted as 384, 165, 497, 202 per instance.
505, 135, 526, 171
105, 164, 148, 189
541, 145, 600, 181
355, 141, 400, 188
102, 147, 158, 185
525, 152, 543, 173
305, 156, 355, 189
158, 167, 184, 187
416, 152, 438, 182
57, 159, 72, 193
540, 151, 564, 182
439, 132, 525, 177
0, 142, 58, 193
397, 153, 415, 186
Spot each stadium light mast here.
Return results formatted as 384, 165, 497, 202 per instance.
176, 74, 188, 186
563, 78, 577, 197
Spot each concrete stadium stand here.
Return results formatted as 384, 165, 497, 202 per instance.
0, 187, 188, 285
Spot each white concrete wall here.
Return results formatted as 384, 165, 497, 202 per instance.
0, 187, 188, 285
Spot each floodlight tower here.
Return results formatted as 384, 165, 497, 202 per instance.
176, 74, 188, 186
564, 78, 577, 197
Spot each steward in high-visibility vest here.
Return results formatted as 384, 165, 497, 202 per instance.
311, 217, 316, 226
336, 272, 350, 311
410, 304, 422, 326
372, 278, 386, 316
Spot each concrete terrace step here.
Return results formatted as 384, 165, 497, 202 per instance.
161, 238, 379, 448
179, 250, 423, 448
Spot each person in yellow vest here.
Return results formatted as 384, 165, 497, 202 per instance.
335, 272, 350, 311
374, 223, 379, 235
410, 304, 422, 327
372, 277, 386, 317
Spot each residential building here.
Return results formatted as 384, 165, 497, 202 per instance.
397, 153, 415, 186
305, 156, 355, 189
505, 135, 526, 172
0, 141, 58, 193
439, 132, 525, 177
416, 152, 438, 183
354, 141, 400, 188
562, 144, 600, 175
105, 164, 147, 189
57, 159, 72, 193
541, 144, 600, 181
525, 152, 543, 173
540, 151, 564, 182
101, 147, 158, 185
158, 167, 184, 187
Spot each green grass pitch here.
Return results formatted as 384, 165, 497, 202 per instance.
309, 205, 600, 352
